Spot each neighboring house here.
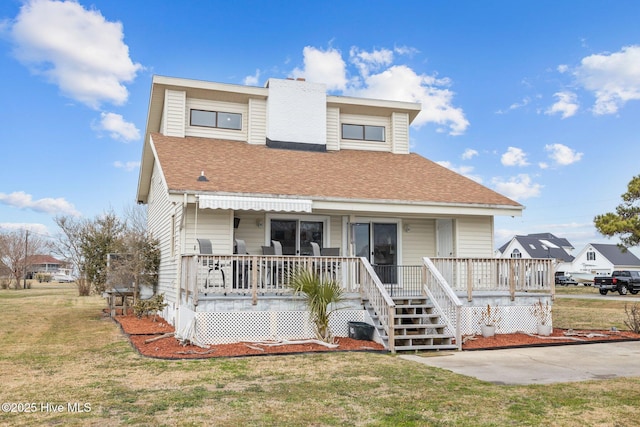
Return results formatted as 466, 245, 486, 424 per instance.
496, 233, 575, 272
25, 255, 67, 279
136, 75, 549, 351
569, 243, 640, 276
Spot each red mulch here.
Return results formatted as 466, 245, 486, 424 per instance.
114, 314, 385, 359
113, 314, 640, 358
462, 328, 640, 350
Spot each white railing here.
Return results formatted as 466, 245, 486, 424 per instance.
430, 257, 555, 301
180, 255, 361, 305
358, 258, 396, 353
422, 257, 462, 350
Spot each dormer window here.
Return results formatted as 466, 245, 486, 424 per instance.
190, 109, 242, 130
342, 124, 385, 142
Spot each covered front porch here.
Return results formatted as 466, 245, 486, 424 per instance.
172, 254, 554, 352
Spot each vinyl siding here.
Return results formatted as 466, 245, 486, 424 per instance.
248, 98, 267, 145
326, 107, 340, 151
184, 98, 248, 141
391, 112, 409, 154
163, 90, 186, 137
339, 114, 391, 151
402, 219, 436, 264
147, 164, 179, 303
455, 216, 494, 257
233, 212, 269, 254
184, 206, 234, 255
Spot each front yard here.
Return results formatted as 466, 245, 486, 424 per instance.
1, 282, 640, 426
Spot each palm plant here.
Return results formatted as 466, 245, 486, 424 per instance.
289, 268, 345, 343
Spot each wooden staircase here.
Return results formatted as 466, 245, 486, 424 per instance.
365, 296, 458, 352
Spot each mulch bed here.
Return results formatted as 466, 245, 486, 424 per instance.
112, 314, 640, 358
114, 314, 385, 359
462, 328, 640, 350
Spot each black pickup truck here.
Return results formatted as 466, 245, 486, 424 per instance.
593, 270, 640, 295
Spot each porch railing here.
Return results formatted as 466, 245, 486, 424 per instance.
430, 257, 555, 301
358, 258, 396, 352
422, 257, 462, 350
180, 254, 361, 305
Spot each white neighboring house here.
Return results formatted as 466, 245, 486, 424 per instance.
569, 243, 640, 279
496, 233, 575, 271
135, 75, 550, 351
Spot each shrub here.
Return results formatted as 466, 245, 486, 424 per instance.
133, 293, 167, 322
624, 303, 640, 333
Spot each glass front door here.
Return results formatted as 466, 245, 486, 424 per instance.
353, 222, 397, 283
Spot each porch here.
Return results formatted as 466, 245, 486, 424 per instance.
173, 255, 554, 352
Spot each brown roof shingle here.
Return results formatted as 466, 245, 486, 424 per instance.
151, 133, 521, 208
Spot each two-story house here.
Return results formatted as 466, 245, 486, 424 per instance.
136, 75, 550, 352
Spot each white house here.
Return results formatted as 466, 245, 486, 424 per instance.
496, 233, 575, 272
136, 75, 550, 352
569, 243, 640, 278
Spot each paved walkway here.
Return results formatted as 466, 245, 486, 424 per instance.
399, 341, 640, 385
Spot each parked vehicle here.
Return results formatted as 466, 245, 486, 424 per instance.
555, 274, 579, 286
593, 270, 640, 295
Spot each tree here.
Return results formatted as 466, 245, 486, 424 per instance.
52, 216, 91, 295
0, 229, 46, 289
594, 175, 640, 249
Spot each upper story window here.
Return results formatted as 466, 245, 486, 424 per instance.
342, 124, 385, 142
510, 249, 522, 259
587, 251, 596, 261
190, 109, 242, 130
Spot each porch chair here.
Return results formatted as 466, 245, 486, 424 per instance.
234, 239, 248, 255
233, 239, 249, 290
310, 241, 321, 256
197, 238, 213, 254
271, 240, 283, 255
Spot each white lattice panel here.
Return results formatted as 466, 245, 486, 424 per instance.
460, 305, 550, 336
195, 310, 365, 344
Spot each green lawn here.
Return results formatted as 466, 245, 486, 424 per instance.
1, 282, 640, 426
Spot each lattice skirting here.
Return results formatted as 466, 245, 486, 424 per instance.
460, 305, 551, 336
194, 310, 367, 344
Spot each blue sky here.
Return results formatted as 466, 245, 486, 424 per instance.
1, 0, 640, 253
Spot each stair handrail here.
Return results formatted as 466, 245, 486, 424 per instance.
422, 257, 463, 350
358, 257, 396, 352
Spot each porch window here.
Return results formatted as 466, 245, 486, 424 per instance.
270, 219, 323, 256
190, 109, 242, 130
341, 124, 385, 142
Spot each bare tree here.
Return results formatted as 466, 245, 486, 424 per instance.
52, 216, 90, 295
0, 229, 46, 289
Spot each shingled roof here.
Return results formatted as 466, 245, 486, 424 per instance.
150, 133, 522, 208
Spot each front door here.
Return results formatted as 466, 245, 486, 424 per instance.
353, 222, 397, 283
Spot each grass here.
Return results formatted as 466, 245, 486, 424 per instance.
1, 283, 640, 426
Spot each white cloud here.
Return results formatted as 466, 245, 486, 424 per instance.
574, 45, 640, 115
351, 65, 469, 135
8, 0, 142, 109
0, 191, 80, 216
544, 143, 583, 166
113, 160, 140, 171
436, 161, 483, 183
292, 46, 348, 91
461, 148, 478, 160
496, 97, 530, 114
501, 147, 529, 167
349, 46, 394, 77
243, 69, 260, 86
545, 91, 579, 118
492, 174, 542, 201
557, 64, 569, 73
0, 222, 50, 235
95, 112, 140, 142
292, 45, 469, 136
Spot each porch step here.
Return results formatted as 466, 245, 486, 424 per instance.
363, 296, 458, 352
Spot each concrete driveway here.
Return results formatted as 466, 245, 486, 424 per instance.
400, 341, 640, 385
